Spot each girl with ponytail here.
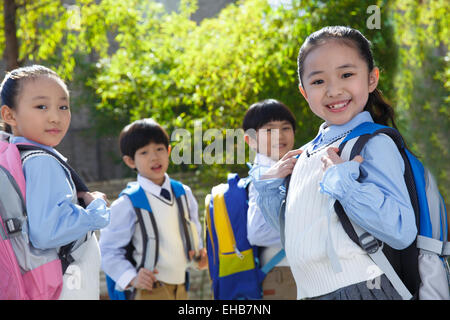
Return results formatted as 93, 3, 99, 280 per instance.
253, 26, 416, 300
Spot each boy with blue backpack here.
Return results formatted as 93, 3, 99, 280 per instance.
205, 99, 297, 300
99, 118, 207, 300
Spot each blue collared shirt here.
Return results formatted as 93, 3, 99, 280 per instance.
12, 136, 110, 250
253, 111, 417, 250
247, 153, 283, 247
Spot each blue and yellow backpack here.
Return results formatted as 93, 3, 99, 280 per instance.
205, 173, 285, 300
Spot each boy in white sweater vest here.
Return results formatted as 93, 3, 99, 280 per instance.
100, 118, 207, 300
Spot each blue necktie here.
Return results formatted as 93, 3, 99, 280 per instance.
160, 188, 171, 201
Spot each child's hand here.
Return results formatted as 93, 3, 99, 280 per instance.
321, 147, 364, 171
77, 191, 109, 207
130, 268, 159, 291
261, 149, 303, 180
190, 248, 208, 270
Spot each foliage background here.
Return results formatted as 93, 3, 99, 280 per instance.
1, 0, 448, 203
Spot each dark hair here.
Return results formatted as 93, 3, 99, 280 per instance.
297, 26, 397, 128
242, 99, 297, 133
119, 118, 170, 159
0, 65, 67, 133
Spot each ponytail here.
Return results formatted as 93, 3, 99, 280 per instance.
0, 121, 12, 133
365, 88, 398, 129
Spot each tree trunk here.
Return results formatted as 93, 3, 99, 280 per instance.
3, 0, 19, 71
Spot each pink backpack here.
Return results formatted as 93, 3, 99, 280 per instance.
0, 133, 63, 299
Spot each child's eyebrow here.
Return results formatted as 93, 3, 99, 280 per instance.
32, 96, 49, 100
307, 64, 357, 79
32, 96, 68, 101
307, 70, 323, 79
337, 63, 357, 69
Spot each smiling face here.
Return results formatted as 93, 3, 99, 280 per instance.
123, 142, 170, 186
1, 76, 71, 147
299, 40, 379, 126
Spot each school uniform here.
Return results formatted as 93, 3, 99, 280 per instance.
99, 173, 203, 300
253, 111, 416, 299
12, 136, 110, 300
247, 153, 296, 300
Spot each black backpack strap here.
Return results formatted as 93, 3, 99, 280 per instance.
58, 242, 76, 274
335, 129, 420, 299
175, 195, 193, 256
276, 174, 292, 248
337, 129, 420, 225
134, 206, 159, 271
134, 207, 148, 271
17, 145, 89, 194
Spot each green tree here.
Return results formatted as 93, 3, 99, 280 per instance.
3, 0, 446, 200
1, 0, 78, 76
392, 0, 449, 203
93, 0, 398, 178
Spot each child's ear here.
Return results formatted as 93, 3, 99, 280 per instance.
167, 145, 171, 156
298, 85, 308, 100
368, 67, 379, 93
122, 155, 136, 170
1, 105, 17, 127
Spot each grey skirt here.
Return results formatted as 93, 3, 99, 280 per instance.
310, 274, 403, 300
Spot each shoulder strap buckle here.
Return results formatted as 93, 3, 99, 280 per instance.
5, 218, 22, 234
358, 232, 381, 254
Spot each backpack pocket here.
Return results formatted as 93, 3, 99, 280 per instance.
0, 231, 28, 299
22, 259, 63, 300
219, 248, 255, 277
418, 251, 450, 300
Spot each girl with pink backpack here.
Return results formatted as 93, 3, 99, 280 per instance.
0, 65, 110, 299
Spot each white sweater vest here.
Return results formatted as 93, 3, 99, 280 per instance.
132, 191, 188, 284
285, 138, 382, 299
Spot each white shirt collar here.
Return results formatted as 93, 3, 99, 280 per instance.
306, 111, 374, 151
137, 173, 172, 198
254, 153, 277, 167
